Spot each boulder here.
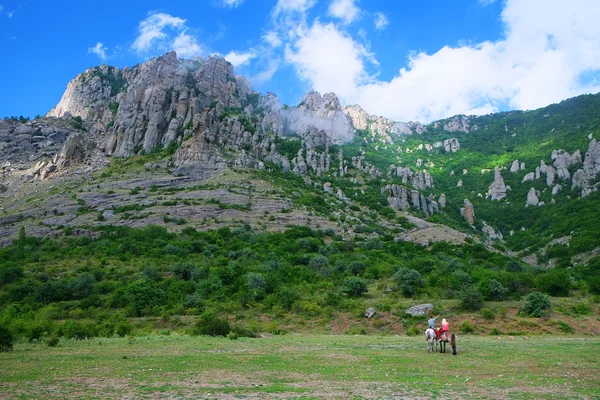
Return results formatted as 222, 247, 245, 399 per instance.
405, 304, 434, 316
364, 307, 376, 318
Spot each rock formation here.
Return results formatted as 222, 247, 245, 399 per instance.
443, 138, 460, 153
526, 188, 540, 206
552, 149, 581, 180
487, 167, 509, 200
572, 140, 600, 197
460, 199, 475, 225
510, 160, 520, 172
382, 185, 439, 216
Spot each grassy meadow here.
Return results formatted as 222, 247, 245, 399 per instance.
1, 334, 599, 399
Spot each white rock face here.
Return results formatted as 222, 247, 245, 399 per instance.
522, 172, 535, 182
443, 138, 460, 152
510, 160, 520, 172
482, 221, 503, 240
526, 187, 540, 206
487, 167, 509, 200
460, 199, 475, 225
282, 90, 354, 144
572, 140, 600, 197
552, 184, 561, 195
552, 149, 581, 180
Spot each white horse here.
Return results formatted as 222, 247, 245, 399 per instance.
425, 328, 438, 352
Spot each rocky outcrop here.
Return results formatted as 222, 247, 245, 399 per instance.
281, 91, 354, 143
552, 149, 581, 180
442, 115, 473, 133
439, 193, 447, 208
443, 138, 460, 153
343, 104, 394, 143
388, 165, 434, 190
487, 167, 509, 200
526, 187, 540, 206
510, 160, 520, 172
460, 199, 475, 225
482, 221, 503, 240
572, 140, 600, 197
382, 185, 439, 216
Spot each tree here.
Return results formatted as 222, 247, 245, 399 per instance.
393, 268, 424, 297
341, 277, 368, 298
520, 292, 552, 317
460, 286, 484, 311
0, 326, 13, 351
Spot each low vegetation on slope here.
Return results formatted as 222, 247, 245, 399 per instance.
0, 223, 598, 342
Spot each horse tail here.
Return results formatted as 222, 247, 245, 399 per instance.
450, 332, 457, 355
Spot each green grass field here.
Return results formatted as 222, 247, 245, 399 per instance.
1, 334, 598, 399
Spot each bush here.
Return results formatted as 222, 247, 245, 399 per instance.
0, 326, 13, 351
341, 277, 368, 298
348, 261, 367, 276
460, 286, 484, 311
537, 269, 572, 297
46, 335, 60, 347
171, 262, 199, 281
520, 292, 552, 317
480, 279, 507, 301
460, 320, 475, 334
393, 268, 424, 297
558, 320, 575, 334
230, 324, 259, 338
405, 325, 420, 336
192, 312, 231, 337
481, 308, 496, 320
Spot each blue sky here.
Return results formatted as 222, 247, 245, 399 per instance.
1, 0, 599, 122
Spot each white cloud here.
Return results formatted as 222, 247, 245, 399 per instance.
88, 42, 108, 60
224, 50, 258, 67
373, 12, 388, 30
285, 21, 376, 99
263, 31, 282, 48
283, 0, 600, 122
172, 32, 202, 58
274, 0, 317, 15
132, 13, 186, 53
220, 0, 245, 7
328, 0, 360, 25
131, 12, 204, 58
252, 58, 281, 84
478, 0, 497, 5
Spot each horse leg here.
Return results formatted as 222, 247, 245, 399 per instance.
451, 333, 457, 355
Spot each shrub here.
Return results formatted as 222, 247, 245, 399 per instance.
0, 326, 13, 351
536, 269, 571, 297
247, 272, 267, 300
481, 308, 496, 320
520, 292, 552, 317
192, 312, 231, 337
460, 320, 475, 334
460, 286, 484, 311
61, 320, 97, 340
480, 279, 507, 301
116, 321, 133, 337
171, 262, 199, 281
46, 335, 60, 347
558, 320, 575, 334
341, 277, 368, 298
405, 325, 420, 336
230, 324, 259, 338
489, 328, 502, 335
393, 268, 424, 297
348, 261, 367, 276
